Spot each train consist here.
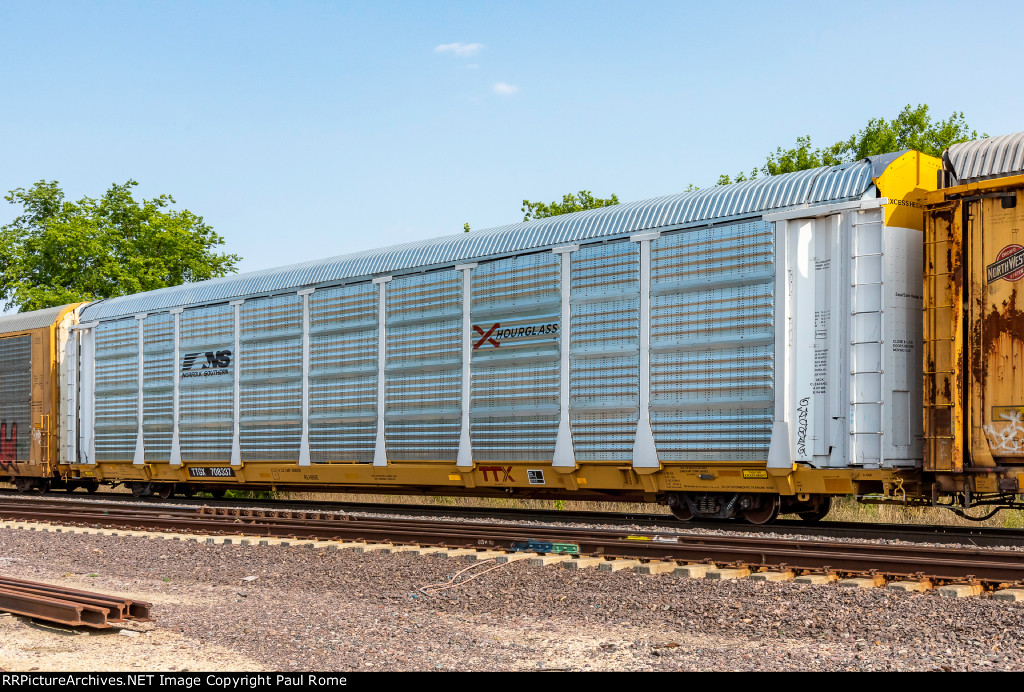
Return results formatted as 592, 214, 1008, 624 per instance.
0, 132, 1021, 524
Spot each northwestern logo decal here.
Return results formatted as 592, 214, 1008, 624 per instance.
181, 349, 233, 378
987, 244, 1024, 284
471, 322, 558, 349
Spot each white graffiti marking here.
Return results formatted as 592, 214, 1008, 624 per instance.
984, 409, 1024, 455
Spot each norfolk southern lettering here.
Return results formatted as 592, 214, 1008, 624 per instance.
181, 349, 233, 378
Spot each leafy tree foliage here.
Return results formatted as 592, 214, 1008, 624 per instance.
0, 180, 240, 312
521, 190, 619, 221
715, 104, 982, 185
469, 105, 978, 227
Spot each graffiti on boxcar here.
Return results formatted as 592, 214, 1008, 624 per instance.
984, 408, 1024, 455
0, 422, 18, 472
796, 398, 810, 457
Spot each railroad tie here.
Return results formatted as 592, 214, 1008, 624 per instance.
560, 556, 605, 570
596, 559, 641, 572
634, 561, 676, 575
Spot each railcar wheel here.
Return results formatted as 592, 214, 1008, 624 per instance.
13, 478, 33, 493
666, 493, 692, 521
129, 482, 153, 498
797, 496, 832, 524
84, 480, 99, 494
209, 488, 226, 499
179, 485, 195, 497
155, 484, 175, 499
743, 495, 780, 525
31, 480, 50, 494
670, 503, 693, 521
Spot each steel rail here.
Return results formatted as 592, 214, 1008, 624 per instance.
0, 575, 152, 628
1, 498, 1024, 585
4, 489, 1022, 548
0, 576, 152, 621
0, 587, 110, 627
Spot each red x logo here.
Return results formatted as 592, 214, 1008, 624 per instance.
473, 323, 501, 349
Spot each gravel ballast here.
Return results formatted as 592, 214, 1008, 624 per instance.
0, 527, 1022, 671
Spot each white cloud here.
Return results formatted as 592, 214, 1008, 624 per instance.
434, 42, 483, 57
492, 82, 519, 95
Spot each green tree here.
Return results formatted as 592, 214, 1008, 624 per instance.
715, 168, 761, 187
762, 104, 981, 177
0, 180, 240, 312
521, 190, 619, 221
709, 104, 983, 186
761, 135, 845, 177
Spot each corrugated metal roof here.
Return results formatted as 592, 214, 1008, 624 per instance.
81, 158, 879, 322
0, 304, 75, 335
947, 131, 1024, 183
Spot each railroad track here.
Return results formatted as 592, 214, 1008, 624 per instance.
3, 488, 1023, 549
1, 496, 1024, 588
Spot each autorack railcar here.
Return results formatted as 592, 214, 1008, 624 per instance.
2, 132, 1022, 524
51, 149, 939, 524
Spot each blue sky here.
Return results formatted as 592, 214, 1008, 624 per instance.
2, 0, 1022, 274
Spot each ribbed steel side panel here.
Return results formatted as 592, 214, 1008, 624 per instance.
94, 319, 137, 462
471, 253, 560, 461
80, 160, 881, 323
650, 221, 775, 461
179, 305, 233, 462
142, 314, 173, 461
948, 131, 1024, 183
0, 335, 31, 462
239, 295, 302, 461
570, 241, 640, 460
385, 270, 461, 460
309, 283, 378, 463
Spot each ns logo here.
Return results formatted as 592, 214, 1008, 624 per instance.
181, 349, 232, 376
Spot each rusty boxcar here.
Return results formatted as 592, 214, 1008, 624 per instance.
922, 131, 1024, 514
0, 304, 85, 492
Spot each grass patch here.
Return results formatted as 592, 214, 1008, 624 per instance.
822, 496, 1024, 529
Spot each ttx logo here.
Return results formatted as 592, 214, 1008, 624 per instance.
479, 465, 514, 482
181, 350, 232, 373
